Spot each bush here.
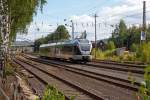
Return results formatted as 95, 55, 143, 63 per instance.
139, 42, 150, 63
42, 85, 66, 100
130, 43, 138, 52
119, 51, 136, 61
91, 48, 105, 60
107, 41, 116, 50
91, 48, 115, 60
5, 62, 14, 75
138, 65, 150, 99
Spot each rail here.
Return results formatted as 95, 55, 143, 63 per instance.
22, 55, 142, 91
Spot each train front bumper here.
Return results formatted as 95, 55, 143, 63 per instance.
73, 55, 92, 61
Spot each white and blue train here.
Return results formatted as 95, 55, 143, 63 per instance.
39, 39, 92, 62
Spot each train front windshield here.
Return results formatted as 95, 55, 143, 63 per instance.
78, 39, 89, 43
81, 45, 91, 51
78, 39, 91, 51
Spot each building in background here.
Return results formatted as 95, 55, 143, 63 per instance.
11, 41, 34, 54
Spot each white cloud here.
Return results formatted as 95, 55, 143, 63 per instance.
16, 22, 58, 41
68, 0, 150, 41
70, 15, 93, 22
16, 0, 150, 41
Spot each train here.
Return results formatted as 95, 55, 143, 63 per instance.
39, 39, 92, 62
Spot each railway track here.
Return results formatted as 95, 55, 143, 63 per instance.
92, 59, 146, 68
13, 58, 103, 100
25, 54, 145, 75
19, 55, 142, 99
86, 62, 144, 75
23, 54, 143, 88
12, 61, 46, 97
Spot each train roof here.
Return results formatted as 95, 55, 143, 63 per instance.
40, 39, 78, 48
40, 39, 90, 48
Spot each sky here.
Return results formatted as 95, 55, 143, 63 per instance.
17, 0, 150, 42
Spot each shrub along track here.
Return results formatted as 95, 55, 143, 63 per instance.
20, 54, 138, 100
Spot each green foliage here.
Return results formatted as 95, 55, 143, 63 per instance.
130, 43, 138, 52
107, 41, 115, 50
127, 72, 136, 85
119, 19, 127, 37
34, 37, 46, 52
128, 26, 141, 44
138, 65, 150, 100
110, 19, 150, 63
54, 25, 70, 41
91, 49, 105, 60
42, 85, 66, 100
111, 19, 128, 47
111, 19, 150, 49
119, 51, 136, 61
5, 62, 14, 75
139, 42, 150, 63
91, 48, 115, 60
34, 25, 70, 51
6, 0, 47, 42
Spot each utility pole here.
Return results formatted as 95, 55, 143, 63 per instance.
143, 1, 146, 31
94, 14, 98, 59
71, 20, 74, 40
141, 1, 146, 44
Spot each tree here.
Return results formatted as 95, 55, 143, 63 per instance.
34, 37, 46, 52
8, 0, 47, 41
111, 19, 128, 48
0, 0, 47, 49
0, 0, 47, 78
54, 25, 70, 41
146, 24, 150, 41
119, 19, 127, 37
107, 41, 115, 50
34, 25, 70, 51
118, 19, 128, 47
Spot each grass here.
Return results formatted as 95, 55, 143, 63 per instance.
91, 48, 139, 63
42, 85, 76, 100
5, 61, 15, 76
92, 48, 117, 61
137, 65, 150, 100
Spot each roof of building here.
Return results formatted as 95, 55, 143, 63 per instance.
11, 41, 34, 47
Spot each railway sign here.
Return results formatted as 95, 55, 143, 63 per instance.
141, 31, 146, 40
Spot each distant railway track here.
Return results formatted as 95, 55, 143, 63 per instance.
27, 53, 146, 67
86, 62, 145, 75
26, 53, 146, 70
92, 59, 146, 68
13, 58, 104, 100
22, 54, 144, 91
